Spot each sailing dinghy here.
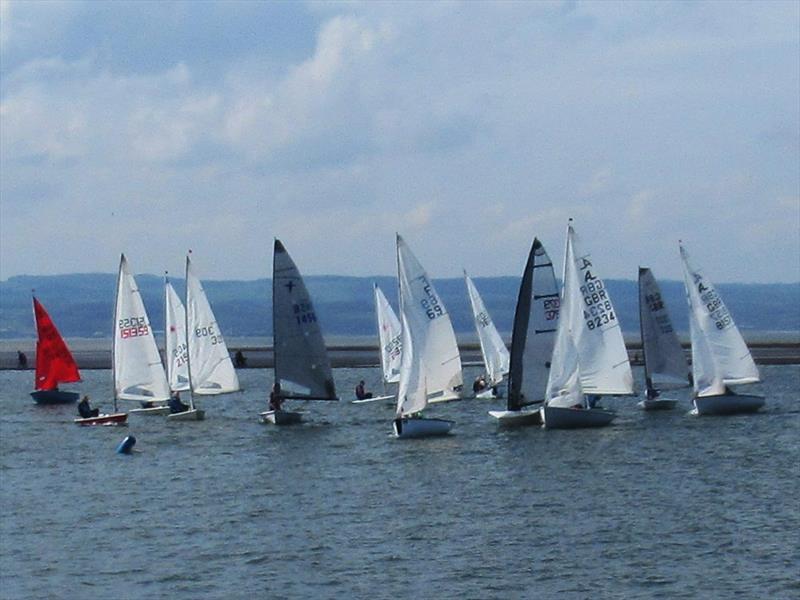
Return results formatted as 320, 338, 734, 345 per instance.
30, 296, 82, 404
169, 254, 240, 421
260, 239, 337, 425
464, 271, 510, 398
489, 239, 559, 426
540, 220, 634, 429
393, 235, 458, 438
637, 267, 690, 410
679, 244, 764, 415
352, 284, 402, 404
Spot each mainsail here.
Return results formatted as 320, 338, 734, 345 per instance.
396, 234, 463, 403
507, 239, 559, 411
464, 271, 509, 387
113, 254, 171, 403
164, 278, 190, 393
638, 267, 690, 392
185, 255, 240, 395
679, 244, 759, 397
32, 297, 81, 391
545, 222, 633, 407
272, 239, 337, 400
374, 283, 402, 385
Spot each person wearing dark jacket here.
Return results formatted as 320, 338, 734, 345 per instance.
78, 395, 100, 418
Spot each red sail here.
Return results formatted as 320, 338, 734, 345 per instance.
33, 297, 81, 390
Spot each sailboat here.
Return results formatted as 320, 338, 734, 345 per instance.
30, 296, 82, 404
164, 276, 190, 395
637, 267, 691, 410
261, 239, 337, 425
393, 234, 459, 438
169, 254, 241, 421
489, 238, 559, 426
352, 284, 402, 404
540, 220, 634, 429
464, 270, 510, 398
679, 243, 764, 415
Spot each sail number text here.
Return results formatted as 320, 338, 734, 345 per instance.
644, 292, 674, 334
384, 334, 402, 361
293, 301, 317, 326
543, 297, 560, 321
119, 316, 149, 339
172, 342, 189, 366
578, 259, 616, 330
420, 279, 444, 320
695, 277, 732, 330
194, 325, 224, 345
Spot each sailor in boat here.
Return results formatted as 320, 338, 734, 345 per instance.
169, 392, 190, 414
587, 394, 602, 409
78, 395, 100, 419
355, 380, 373, 401
646, 387, 660, 401
269, 382, 284, 412
473, 374, 488, 394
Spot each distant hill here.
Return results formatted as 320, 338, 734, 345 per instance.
1, 273, 798, 339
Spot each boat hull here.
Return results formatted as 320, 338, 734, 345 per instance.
637, 398, 679, 411
488, 408, 542, 426
166, 408, 205, 421
129, 405, 171, 416
74, 413, 128, 426
351, 394, 395, 404
540, 405, 616, 429
260, 410, 303, 425
393, 417, 453, 438
692, 394, 765, 416
31, 390, 80, 404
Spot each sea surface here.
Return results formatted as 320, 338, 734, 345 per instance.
1, 365, 799, 599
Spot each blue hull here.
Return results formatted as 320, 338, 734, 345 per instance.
31, 390, 80, 404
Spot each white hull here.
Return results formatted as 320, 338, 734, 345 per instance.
692, 394, 765, 416
393, 417, 453, 438
166, 408, 205, 421
260, 410, 303, 425
488, 408, 542, 426
129, 405, 171, 416
637, 398, 679, 411
427, 392, 461, 404
540, 405, 616, 429
351, 394, 395, 404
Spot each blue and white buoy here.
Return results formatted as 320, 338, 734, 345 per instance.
116, 435, 136, 454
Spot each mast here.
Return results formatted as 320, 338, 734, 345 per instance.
373, 283, 387, 396
111, 255, 123, 413
638, 267, 653, 396
184, 253, 196, 411
164, 271, 170, 388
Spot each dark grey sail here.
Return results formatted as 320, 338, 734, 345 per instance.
507, 238, 559, 411
272, 239, 337, 400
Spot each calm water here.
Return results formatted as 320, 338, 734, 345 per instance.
1, 365, 798, 599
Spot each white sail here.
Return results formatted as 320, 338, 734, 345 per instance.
374, 284, 402, 384
508, 239, 560, 409
113, 254, 171, 403
272, 239, 337, 400
464, 271, 510, 386
164, 279, 190, 393
679, 244, 759, 397
396, 310, 425, 417
185, 255, 240, 395
545, 222, 633, 406
396, 235, 463, 403
638, 267, 689, 390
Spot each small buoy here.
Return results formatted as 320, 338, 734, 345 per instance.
116, 435, 136, 454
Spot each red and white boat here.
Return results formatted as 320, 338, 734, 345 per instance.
30, 296, 82, 404
74, 413, 128, 426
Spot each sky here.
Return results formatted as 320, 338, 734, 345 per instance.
1, 0, 798, 283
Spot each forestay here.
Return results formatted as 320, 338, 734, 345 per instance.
396, 235, 463, 403
165, 279, 190, 392
465, 271, 509, 387
507, 239, 559, 411
185, 255, 240, 395
272, 239, 336, 400
374, 284, 402, 385
638, 267, 689, 390
679, 244, 759, 397
113, 254, 171, 403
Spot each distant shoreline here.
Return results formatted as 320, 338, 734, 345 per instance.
2, 340, 798, 370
